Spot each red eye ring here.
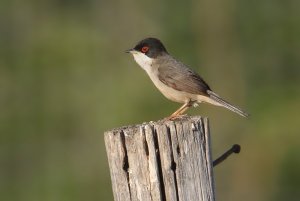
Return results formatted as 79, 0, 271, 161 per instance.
141, 46, 149, 53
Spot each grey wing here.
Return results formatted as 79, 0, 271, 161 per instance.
157, 57, 211, 96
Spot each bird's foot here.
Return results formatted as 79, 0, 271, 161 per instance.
165, 114, 188, 121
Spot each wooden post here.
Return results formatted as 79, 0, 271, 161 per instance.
104, 116, 215, 201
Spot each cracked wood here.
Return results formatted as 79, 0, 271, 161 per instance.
104, 116, 215, 201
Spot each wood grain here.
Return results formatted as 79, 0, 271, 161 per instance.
104, 116, 215, 201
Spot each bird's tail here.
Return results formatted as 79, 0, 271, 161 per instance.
207, 90, 249, 118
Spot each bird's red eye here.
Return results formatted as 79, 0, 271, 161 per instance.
141, 46, 149, 53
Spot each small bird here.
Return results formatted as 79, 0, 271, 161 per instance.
126, 37, 249, 119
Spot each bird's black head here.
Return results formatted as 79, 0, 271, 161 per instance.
130, 38, 168, 58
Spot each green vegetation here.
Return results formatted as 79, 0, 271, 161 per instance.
1, 0, 299, 200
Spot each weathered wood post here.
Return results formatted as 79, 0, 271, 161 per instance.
104, 116, 215, 201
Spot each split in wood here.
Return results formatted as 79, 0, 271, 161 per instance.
104, 116, 215, 201
213, 144, 241, 167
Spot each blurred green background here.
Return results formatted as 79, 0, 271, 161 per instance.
1, 0, 300, 200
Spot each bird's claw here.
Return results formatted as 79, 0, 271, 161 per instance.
165, 114, 188, 121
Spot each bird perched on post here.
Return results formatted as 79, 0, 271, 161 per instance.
126, 37, 249, 120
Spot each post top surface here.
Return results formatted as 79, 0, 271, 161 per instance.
104, 115, 208, 135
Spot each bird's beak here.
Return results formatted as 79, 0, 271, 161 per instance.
125, 48, 134, 53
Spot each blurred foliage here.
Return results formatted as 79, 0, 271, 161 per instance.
0, 0, 299, 201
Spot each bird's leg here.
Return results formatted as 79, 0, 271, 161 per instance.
167, 100, 193, 120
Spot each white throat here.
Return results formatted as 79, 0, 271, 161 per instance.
132, 52, 153, 72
